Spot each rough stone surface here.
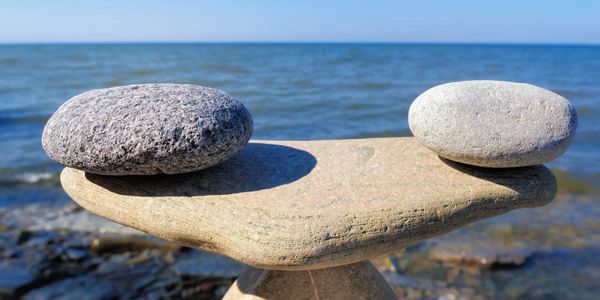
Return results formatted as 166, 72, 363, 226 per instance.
60, 137, 556, 270
42, 84, 253, 175
223, 261, 396, 300
408, 80, 577, 168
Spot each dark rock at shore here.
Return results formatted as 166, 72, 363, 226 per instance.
22, 276, 117, 300
0, 265, 35, 297
173, 253, 247, 279
0, 227, 238, 300
42, 84, 253, 175
427, 240, 535, 268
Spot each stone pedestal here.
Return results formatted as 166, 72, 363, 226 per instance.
224, 261, 395, 300
59, 138, 556, 299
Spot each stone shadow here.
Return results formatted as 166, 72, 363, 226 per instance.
438, 156, 557, 204
85, 143, 317, 196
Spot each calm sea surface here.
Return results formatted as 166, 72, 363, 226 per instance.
1, 43, 599, 205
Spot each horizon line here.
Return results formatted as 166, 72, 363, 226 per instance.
1, 41, 599, 47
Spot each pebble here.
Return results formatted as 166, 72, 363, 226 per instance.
42, 84, 253, 175
63, 248, 88, 261
408, 80, 577, 167
0, 227, 240, 299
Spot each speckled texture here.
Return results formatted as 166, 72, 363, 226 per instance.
408, 80, 577, 168
42, 84, 253, 175
60, 138, 556, 270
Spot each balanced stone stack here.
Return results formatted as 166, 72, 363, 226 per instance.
44, 81, 576, 300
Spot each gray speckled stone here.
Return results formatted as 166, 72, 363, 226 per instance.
408, 80, 577, 168
42, 84, 253, 175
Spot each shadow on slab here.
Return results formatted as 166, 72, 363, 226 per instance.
85, 143, 317, 197
438, 156, 558, 205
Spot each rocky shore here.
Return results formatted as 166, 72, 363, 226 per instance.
1, 190, 598, 299
0, 202, 245, 300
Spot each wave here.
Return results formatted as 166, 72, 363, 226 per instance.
0, 113, 50, 126
352, 82, 394, 90
17, 172, 53, 183
197, 63, 249, 74
0, 171, 60, 188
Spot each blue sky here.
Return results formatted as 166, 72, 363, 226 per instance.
1, 0, 599, 44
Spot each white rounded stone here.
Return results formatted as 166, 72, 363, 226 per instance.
408, 80, 577, 168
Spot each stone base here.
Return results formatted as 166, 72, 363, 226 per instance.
223, 261, 396, 300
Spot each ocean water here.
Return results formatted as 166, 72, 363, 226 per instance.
1, 43, 600, 205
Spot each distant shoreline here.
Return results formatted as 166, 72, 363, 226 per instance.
1, 41, 600, 47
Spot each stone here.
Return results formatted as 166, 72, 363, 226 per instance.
173, 252, 247, 278
223, 261, 396, 300
408, 80, 577, 168
22, 276, 117, 300
382, 272, 434, 290
42, 84, 253, 175
63, 248, 88, 261
95, 254, 130, 274
60, 137, 556, 270
428, 241, 535, 268
90, 235, 180, 254
0, 265, 35, 296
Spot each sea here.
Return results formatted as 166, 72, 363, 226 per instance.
1, 43, 600, 298
1, 43, 599, 205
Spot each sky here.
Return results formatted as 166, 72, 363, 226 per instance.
1, 0, 599, 44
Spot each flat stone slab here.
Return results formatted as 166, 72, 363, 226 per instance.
224, 261, 396, 299
61, 137, 556, 270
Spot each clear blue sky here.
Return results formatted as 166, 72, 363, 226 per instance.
1, 0, 599, 44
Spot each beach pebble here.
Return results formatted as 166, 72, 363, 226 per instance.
42, 84, 253, 175
408, 80, 576, 167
